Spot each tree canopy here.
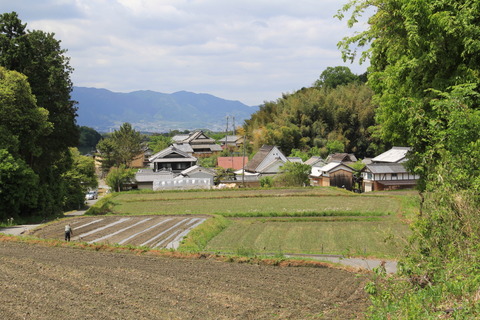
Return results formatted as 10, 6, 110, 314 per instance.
0, 12, 81, 218
244, 74, 380, 158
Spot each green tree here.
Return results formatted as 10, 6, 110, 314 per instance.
148, 134, 171, 153
313, 66, 359, 88
0, 12, 78, 217
62, 148, 98, 210
78, 126, 102, 154
110, 122, 144, 168
106, 165, 135, 192
274, 162, 311, 187
0, 149, 39, 221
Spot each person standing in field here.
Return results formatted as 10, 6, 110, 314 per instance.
65, 224, 73, 241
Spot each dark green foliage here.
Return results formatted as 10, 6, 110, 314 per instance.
0, 149, 39, 220
0, 12, 78, 218
78, 126, 102, 154
62, 148, 98, 210
244, 80, 377, 158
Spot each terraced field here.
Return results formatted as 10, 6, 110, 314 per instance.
32, 215, 208, 249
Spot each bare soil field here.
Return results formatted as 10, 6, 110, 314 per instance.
31, 215, 209, 249
0, 241, 369, 319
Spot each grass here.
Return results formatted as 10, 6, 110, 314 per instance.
104, 188, 401, 217
205, 215, 410, 258
84, 187, 417, 258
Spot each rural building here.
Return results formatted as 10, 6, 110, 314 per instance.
243, 145, 288, 176
304, 156, 327, 168
135, 165, 214, 191
361, 146, 418, 192
217, 156, 249, 170
219, 135, 244, 148
171, 130, 222, 157
179, 165, 216, 185
148, 146, 197, 173
326, 153, 358, 164
309, 162, 355, 190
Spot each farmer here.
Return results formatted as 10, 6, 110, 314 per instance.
65, 224, 73, 241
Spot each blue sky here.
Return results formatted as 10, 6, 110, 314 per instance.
1, 0, 370, 105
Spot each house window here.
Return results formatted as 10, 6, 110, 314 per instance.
392, 173, 397, 180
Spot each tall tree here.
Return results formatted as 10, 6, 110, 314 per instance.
0, 12, 78, 216
110, 122, 144, 168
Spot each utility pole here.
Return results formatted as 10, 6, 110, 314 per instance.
242, 134, 246, 187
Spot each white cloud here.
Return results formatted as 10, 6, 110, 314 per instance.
1, 0, 370, 105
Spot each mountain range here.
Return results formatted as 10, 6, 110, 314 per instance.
72, 87, 258, 132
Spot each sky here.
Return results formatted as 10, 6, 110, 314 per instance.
1, 0, 370, 106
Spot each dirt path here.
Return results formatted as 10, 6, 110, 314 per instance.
0, 241, 369, 319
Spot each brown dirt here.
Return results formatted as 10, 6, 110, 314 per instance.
31, 215, 210, 248
0, 240, 369, 319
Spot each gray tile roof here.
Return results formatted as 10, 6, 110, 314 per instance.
372, 147, 410, 163
244, 145, 274, 172
364, 163, 409, 174
149, 146, 197, 162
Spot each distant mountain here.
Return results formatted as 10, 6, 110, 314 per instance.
72, 87, 258, 132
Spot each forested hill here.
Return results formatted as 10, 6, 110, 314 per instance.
244, 82, 382, 159
73, 87, 258, 132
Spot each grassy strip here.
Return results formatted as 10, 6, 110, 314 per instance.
0, 234, 365, 273
206, 216, 410, 258
177, 215, 232, 252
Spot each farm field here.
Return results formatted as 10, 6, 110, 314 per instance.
206, 216, 410, 257
109, 187, 403, 217
0, 241, 369, 319
32, 215, 209, 249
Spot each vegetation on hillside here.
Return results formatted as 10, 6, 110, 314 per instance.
339, 0, 480, 317
244, 74, 383, 158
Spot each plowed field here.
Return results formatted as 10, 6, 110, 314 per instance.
32, 215, 208, 249
0, 241, 369, 319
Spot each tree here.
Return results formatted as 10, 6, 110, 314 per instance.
0, 12, 78, 218
147, 134, 171, 153
313, 66, 359, 88
0, 149, 39, 221
0, 67, 51, 160
274, 162, 311, 187
106, 165, 135, 192
78, 126, 102, 154
62, 148, 98, 210
109, 122, 144, 168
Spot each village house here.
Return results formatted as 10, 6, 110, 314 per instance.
361, 147, 419, 192
217, 156, 249, 170
171, 130, 222, 157
148, 146, 197, 173
309, 162, 355, 190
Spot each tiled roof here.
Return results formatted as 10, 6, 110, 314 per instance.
304, 156, 324, 166
181, 165, 216, 176
149, 146, 197, 162
135, 169, 176, 182
244, 145, 274, 172
326, 153, 357, 163
172, 143, 194, 153
372, 147, 410, 163
365, 163, 409, 174
217, 157, 249, 170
